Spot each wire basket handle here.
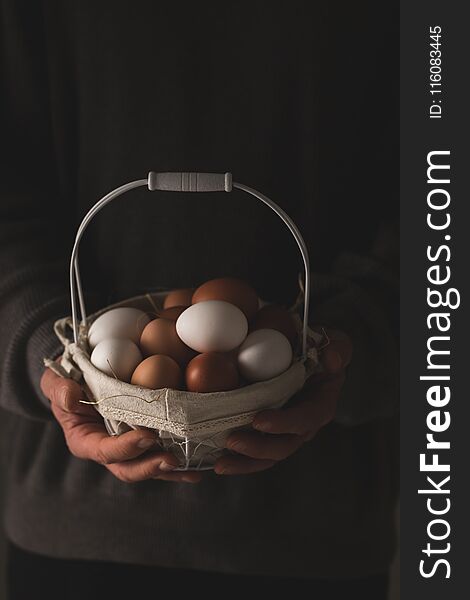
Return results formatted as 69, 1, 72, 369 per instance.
70, 172, 311, 359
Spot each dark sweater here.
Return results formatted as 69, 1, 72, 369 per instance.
0, 0, 399, 577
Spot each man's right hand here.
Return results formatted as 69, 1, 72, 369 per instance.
40, 367, 202, 484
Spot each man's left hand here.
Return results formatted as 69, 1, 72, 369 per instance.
214, 329, 352, 475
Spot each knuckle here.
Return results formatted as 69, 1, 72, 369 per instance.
54, 380, 74, 408
95, 446, 111, 465
321, 400, 336, 425
253, 443, 283, 462
270, 438, 300, 461
304, 403, 321, 429
110, 466, 132, 483
264, 452, 281, 462
146, 464, 162, 479
324, 407, 335, 425
303, 431, 315, 442
64, 438, 82, 460
289, 436, 304, 454
252, 460, 276, 473
284, 418, 304, 435
271, 448, 290, 461
116, 446, 135, 463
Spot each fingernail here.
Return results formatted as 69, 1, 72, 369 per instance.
215, 467, 230, 475
227, 440, 245, 453
182, 475, 199, 483
160, 461, 177, 472
137, 438, 156, 449
253, 421, 272, 432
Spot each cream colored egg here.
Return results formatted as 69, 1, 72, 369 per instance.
237, 328, 292, 382
90, 338, 142, 382
88, 307, 150, 349
176, 300, 248, 353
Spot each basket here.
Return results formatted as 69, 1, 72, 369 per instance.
49, 172, 321, 470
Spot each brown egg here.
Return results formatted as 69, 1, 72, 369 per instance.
131, 355, 182, 390
163, 288, 193, 309
186, 352, 239, 393
140, 318, 196, 366
192, 277, 258, 320
158, 306, 186, 321
251, 304, 298, 348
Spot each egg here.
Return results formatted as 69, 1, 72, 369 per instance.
90, 338, 142, 382
88, 307, 150, 349
185, 353, 239, 393
140, 318, 196, 366
237, 328, 293, 382
176, 300, 248, 353
192, 277, 259, 320
131, 355, 182, 390
251, 304, 298, 348
157, 306, 186, 321
163, 288, 193, 309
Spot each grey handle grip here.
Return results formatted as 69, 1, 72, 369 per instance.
148, 172, 232, 192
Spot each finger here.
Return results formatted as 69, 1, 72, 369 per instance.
214, 454, 276, 475
153, 471, 203, 484
321, 347, 344, 376
106, 452, 202, 483
226, 430, 303, 461
41, 370, 95, 416
321, 329, 353, 375
41, 369, 79, 410
64, 422, 164, 465
253, 373, 345, 435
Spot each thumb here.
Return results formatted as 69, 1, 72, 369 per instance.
318, 329, 353, 377
41, 368, 92, 415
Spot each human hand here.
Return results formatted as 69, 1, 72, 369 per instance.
40, 366, 202, 484
214, 329, 353, 475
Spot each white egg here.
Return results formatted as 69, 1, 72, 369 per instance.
88, 307, 150, 349
237, 328, 293, 382
176, 300, 248, 353
90, 338, 142, 382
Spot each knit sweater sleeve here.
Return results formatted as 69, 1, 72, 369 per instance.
0, 0, 70, 420
311, 220, 399, 425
